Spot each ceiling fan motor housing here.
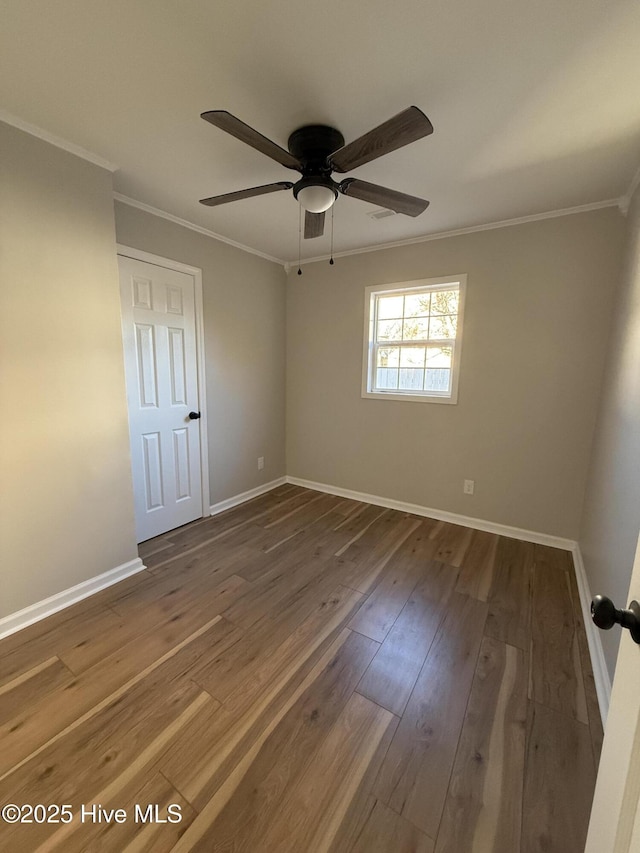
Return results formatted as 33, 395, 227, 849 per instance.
288, 125, 344, 210
287, 125, 345, 175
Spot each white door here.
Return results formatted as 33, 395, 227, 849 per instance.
118, 254, 203, 542
585, 530, 640, 852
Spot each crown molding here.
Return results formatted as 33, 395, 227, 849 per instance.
115, 192, 624, 270
290, 197, 622, 266
0, 109, 118, 172
113, 193, 286, 266
2, 106, 630, 264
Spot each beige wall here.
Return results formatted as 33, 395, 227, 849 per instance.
579, 189, 640, 678
0, 123, 138, 619
114, 202, 287, 505
286, 208, 624, 539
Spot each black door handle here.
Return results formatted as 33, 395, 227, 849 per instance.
591, 595, 640, 645
188, 411, 201, 420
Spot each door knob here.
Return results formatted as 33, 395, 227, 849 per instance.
591, 595, 640, 645
188, 411, 201, 420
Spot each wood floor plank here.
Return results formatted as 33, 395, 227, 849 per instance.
143, 488, 319, 571
180, 630, 380, 853
262, 490, 340, 531
25, 692, 210, 852
137, 534, 176, 559
142, 514, 211, 549
145, 542, 258, 595
224, 554, 353, 641
336, 507, 405, 561
221, 541, 342, 630
0, 656, 73, 726
522, 702, 596, 853
374, 592, 488, 837
179, 691, 395, 853
432, 521, 474, 567
108, 559, 249, 619
348, 797, 435, 853
485, 536, 534, 650
66, 771, 197, 853
232, 513, 351, 585
333, 497, 367, 518
214, 493, 345, 554
161, 628, 354, 812
194, 584, 364, 709
340, 516, 424, 595
243, 486, 324, 527
533, 543, 573, 574
0, 613, 238, 778
262, 510, 350, 557
357, 560, 457, 715
326, 710, 401, 853
58, 574, 248, 674
435, 637, 528, 853
0, 656, 61, 695
0, 675, 211, 851
333, 504, 390, 549
0, 601, 124, 686
456, 529, 499, 601
530, 546, 588, 723
348, 523, 439, 643
82, 568, 155, 611
264, 692, 395, 853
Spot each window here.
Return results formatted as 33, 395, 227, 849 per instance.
362, 275, 466, 403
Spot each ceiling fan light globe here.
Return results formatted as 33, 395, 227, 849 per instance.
297, 184, 337, 213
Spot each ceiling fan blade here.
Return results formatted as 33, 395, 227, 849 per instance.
339, 178, 429, 217
201, 110, 302, 170
200, 181, 293, 207
304, 210, 325, 239
330, 107, 433, 173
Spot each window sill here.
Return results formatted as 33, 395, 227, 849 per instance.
361, 390, 458, 404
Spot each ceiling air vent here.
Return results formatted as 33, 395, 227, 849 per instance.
368, 208, 397, 220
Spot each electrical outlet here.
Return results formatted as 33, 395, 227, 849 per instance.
258, 456, 264, 470
464, 479, 475, 495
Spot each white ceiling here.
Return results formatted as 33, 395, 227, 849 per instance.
1, 0, 639, 264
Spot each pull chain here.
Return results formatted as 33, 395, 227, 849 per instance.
297, 205, 302, 275
329, 204, 335, 265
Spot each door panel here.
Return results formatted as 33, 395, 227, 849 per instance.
119, 255, 203, 542
168, 327, 187, 405
142, 432, 164, 510
173, 428, 191, 500
135, 324, 158, 407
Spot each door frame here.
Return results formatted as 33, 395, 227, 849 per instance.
117, 244, 210, 523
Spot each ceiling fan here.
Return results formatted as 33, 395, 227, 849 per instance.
199, 107, 433, 239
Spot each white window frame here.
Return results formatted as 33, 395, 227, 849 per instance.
362, 274, 467, 404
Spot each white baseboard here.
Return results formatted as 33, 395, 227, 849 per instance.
285, 476, 576, 551
0, 557, 146, 642
209, 476, 287, 516
571, 544, 611, 725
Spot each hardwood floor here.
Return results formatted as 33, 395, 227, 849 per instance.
0, 485, 602, 852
